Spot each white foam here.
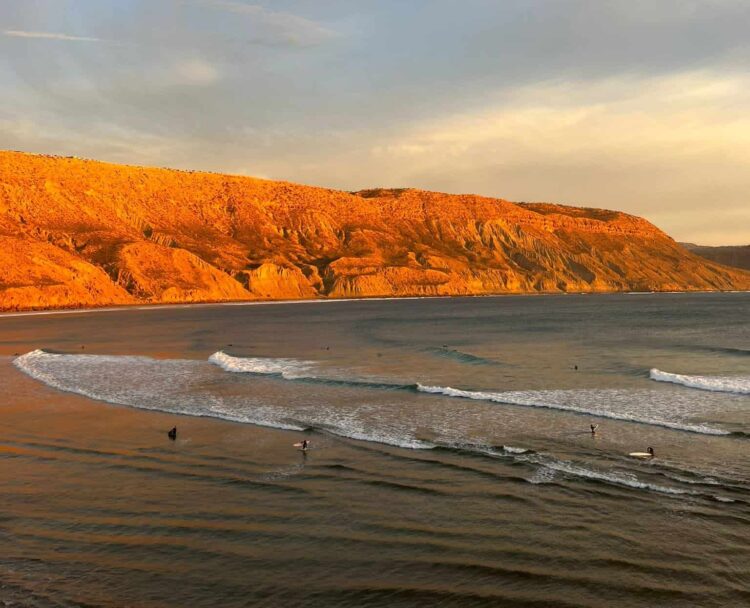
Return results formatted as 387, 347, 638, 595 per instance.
416, 383, 729, 435
713, 496, 735, 503
13, 349, 175, 397
13, 350, 306, 432
428, 441, 715, 498
453, 443, 711, 498
13, 350, 437, 451
10, 350, 742, 502
535, 458, 693, 496
325, 427, 436, 450
663, 473, 721, 486
209, 351, 315, 379
528, 466, 557, 484
501, 445, 530, 455
515, 450, 695, 496
650, 368, 750, 395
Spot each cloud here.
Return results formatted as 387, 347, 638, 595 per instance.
3, 30, 102, 42
0, 113, 185, 168
176, 59, 220, 86
373, 72, 750, 165
364, 70, 750, 244
187, 1, 337, 47
1, 2, 748, 245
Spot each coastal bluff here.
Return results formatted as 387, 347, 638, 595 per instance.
1, 150, 749, 311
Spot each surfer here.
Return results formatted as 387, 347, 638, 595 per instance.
574, 365, 578, 370
301, 439, 309, 451
628, 447, 655, 459
590, 424, 598, 435
168, 427, 177, 440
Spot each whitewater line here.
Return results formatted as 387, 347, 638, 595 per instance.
416, 383, 730, 436
650, 368, 750, 395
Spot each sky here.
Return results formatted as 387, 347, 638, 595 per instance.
1, 0, 749, 245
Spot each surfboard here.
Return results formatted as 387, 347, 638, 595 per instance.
629, 452, 653, 458
293, 442, 303, 447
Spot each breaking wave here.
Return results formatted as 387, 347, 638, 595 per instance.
416, 383, 730, 436
209, 351, 412, 391
13, 349, 306, 431
208, 355, 743, 437
650, 368, 750, 395
441, 444, 707, 497
11, 349, 740, 501
12, 350, 428, 449
523, 457, 693, 496
15, 350, 740, 442
209, 350, 315, 379
212, 356, 738, 438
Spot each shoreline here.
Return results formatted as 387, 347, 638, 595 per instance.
1, 289, 748, 319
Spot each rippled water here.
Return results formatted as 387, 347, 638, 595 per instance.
1, 293, 749, 607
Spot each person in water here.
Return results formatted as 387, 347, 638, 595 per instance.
301, 439, 309, 451
590, 424, 598, 435
647, 447, 654, 457
168, 427, 177, 440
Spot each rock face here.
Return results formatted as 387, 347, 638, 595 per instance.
680, 243, 750, 272
1, 151, 749, 311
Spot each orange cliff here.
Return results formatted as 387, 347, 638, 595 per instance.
1, 150, 749, 311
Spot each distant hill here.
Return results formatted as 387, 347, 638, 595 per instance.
680, 243, 750, 272
1, 150, 749, 311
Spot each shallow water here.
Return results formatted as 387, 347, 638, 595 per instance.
1, 293, 749, 607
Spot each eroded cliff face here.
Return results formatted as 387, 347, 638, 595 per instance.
1, 151, 748, 311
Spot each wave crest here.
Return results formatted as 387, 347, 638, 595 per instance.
209, 351, 315, 379
650, 368, 750, 395
11, 350, 739, 500
416, 383, 730, 435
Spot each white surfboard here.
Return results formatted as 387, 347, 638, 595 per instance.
629, 452, 653, 458
293, 442, 303, 447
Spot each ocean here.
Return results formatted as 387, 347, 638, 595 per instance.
1, 293, 748, 607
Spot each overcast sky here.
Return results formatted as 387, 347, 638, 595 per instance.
2, 0, 749, 244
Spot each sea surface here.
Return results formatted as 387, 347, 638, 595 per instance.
1, 293, 749, 607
